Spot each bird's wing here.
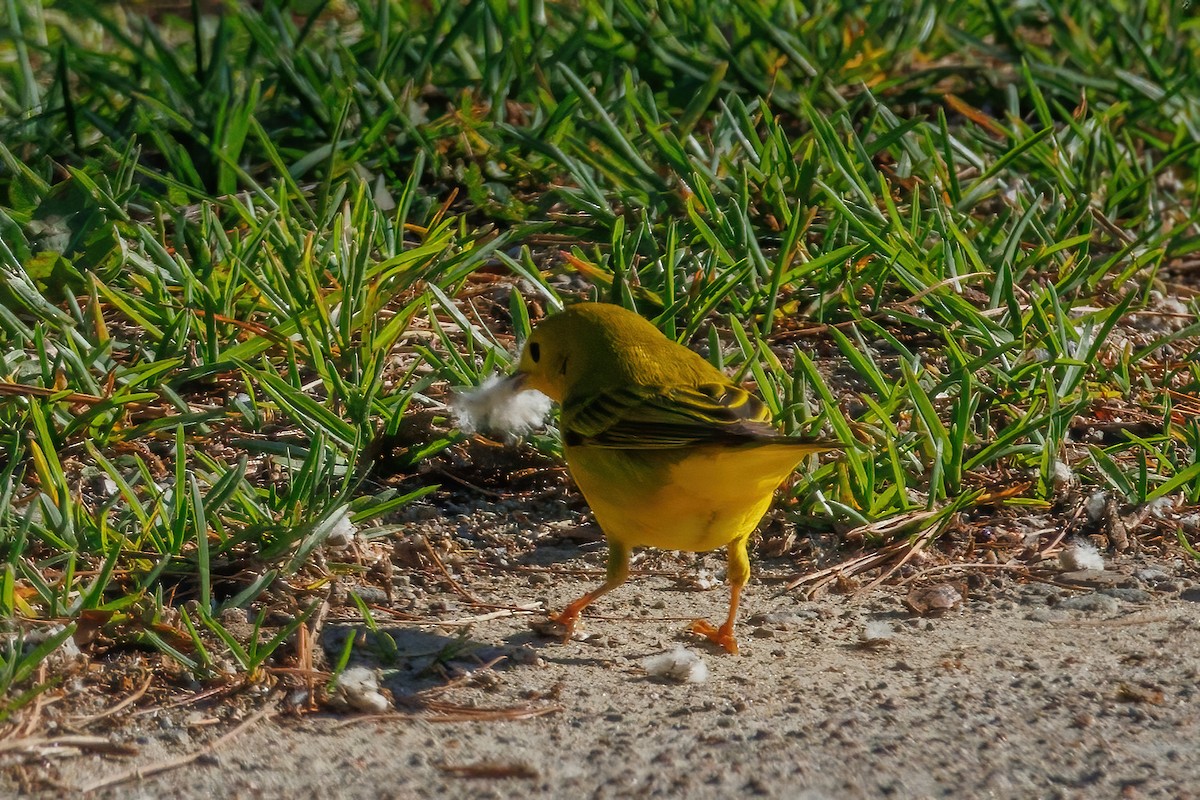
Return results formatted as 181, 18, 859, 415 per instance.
565, 382, 833, 450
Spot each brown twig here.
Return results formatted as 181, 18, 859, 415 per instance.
861, 524, 940, 592
437, 760, 540, 779
782, 531, 926, 596
130, 679, 247, 715
69, 673, 154, 727
331, 702, 562, 728
784, 508, 963, 597
0, 735, 139, 757
417, 655, 509, 697
295, 619, 318, 712
436, 469, 508, 499
0, 381, 107, 406
422, 535, 486, 606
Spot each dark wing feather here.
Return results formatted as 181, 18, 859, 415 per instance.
565, 383, 834, 450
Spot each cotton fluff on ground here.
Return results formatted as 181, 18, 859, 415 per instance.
860, 621, 895, 646
1085, 491, 1107, 522
324, 506, 356, 549
642, 646, 708, 684
1059, 538, 1105, 572
451, 374, 552, 439
331, 666, 390, 713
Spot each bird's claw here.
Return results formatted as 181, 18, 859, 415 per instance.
543, 610, 581, 643
690, 619, 740, 655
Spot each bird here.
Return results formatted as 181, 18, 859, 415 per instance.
509, 302, 840, 654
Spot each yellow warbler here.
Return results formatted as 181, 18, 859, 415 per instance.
511, 302, 840, 654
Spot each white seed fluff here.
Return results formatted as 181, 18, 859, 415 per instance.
451, 374, 552, 439
1084, 491, 1108, 522
1059, 538, 1105, 572
642, 645, 709, 684
1146, 496, 1175, 519
1051, 460, 1076, 489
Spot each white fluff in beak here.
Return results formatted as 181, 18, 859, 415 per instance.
451, 374, 552, 439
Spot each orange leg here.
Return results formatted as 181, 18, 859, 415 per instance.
690, 538, 749, 655
548, 540, 630, 641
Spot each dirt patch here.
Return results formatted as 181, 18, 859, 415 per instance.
6, 509, 1200, 799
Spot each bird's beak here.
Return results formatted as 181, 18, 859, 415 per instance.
504, 371, 528, 391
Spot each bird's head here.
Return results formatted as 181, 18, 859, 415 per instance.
510, 302, 721, 403
511, 305, 600, 402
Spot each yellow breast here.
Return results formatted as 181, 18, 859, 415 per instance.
565, 444, 807, 553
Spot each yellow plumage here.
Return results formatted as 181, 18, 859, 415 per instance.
512, 302, 839, 654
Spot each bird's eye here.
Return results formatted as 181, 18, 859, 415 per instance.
529, 342, 541, 362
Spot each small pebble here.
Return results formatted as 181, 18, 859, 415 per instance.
350, 585, 388, 605
905, 585, 962, 616
1055, 593, 1121, 614
753, 612, 805, 629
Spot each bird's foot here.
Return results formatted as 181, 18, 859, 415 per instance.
690, 619, 740, 655
544, 609, 582, 643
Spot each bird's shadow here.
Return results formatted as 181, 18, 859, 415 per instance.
515, 526, 607, 569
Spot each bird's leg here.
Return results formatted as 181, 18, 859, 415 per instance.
689, 584, 742, 655
548, 540, 630, 641
690, 538, 749, 655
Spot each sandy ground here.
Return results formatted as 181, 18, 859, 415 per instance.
8, 526, 1200, 800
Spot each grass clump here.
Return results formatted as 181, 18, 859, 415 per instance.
0, 0, 1197, 711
